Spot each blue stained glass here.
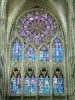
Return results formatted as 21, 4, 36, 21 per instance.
31, 75, 36, 94
24, 75, 31, 94
58, 75, 64, 94
53, 71, 64, 94
38, 47, 49, 61
24, 74, 36, 94
39, 75, 44, 93
39, 74, 50, 94
53, 75, 58, 94
25, 47, 35, 61
44, 75, 50, 94
10, 71, 21, 94
11, 40, 22, 61
52, 39, 63, 62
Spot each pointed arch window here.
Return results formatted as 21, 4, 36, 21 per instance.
38, 47, 49, 61
53, 68, 64, 94
39, 69, 50, 94
10, 68, 21, 94
25, 47, 35, 61
24, 69, 36, 94
52, 38, 63, 62
11, 39, 22, 61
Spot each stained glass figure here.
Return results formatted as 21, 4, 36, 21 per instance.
53, 69, 64, 94
17, 11, 57, 46
52, 38, 63, 62
31, 74, 36, 94
25, 47, 35, 61
11, 40, 22, 61
24, 74, 31, 94
39, 73, 50, 94
10, 69, 21, 94
39, 75, 44, 94
38, 47, 49, 61
44, 75, 50, 94
24, 72, 36, 94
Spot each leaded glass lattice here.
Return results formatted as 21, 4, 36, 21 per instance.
39, 73, 50, 94
24, 72, 36, 94
11, 40, 22, 61
16, 10, 57, 46
53, 69, 64, 94
38, 47, 49, 61
52, 38, 63, 62
25, 47, 35, 60
10, 69, 21, 94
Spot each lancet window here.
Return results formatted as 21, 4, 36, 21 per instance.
53, 68, 64, 94
10, 68, 21, 94
24, 69, 36, 94
11, 39, 22, 61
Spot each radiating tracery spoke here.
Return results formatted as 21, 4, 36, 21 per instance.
17, 10, 57, 46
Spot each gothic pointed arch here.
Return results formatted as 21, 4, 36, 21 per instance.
52, 37, 63, 62
24, 68, 36, 94
10, 38, 22, 61
38, 45, 49, 61
10, 68, 21, 94
39, 68, 50, 94
53, 68, 64, 94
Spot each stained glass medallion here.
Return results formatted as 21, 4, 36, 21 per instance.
16, 10, 57, 46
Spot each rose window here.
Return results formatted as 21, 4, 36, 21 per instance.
16, 10, 57, 46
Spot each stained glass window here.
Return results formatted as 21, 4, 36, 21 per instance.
52, 38, 63, 62
24, 71, 36, 94
17, 11, 57, 46
10, 69, 21, 94
11, 40, 22, 61
53, 69, 64, 94
25, 47, 35, 61
39, 71, 50, 94
38, 47, 49, 61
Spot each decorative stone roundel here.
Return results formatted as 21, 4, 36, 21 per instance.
16, 9, 58, 46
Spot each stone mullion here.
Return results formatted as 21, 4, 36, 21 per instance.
21, 42, 24, 100
35, 50, 39, 100
49, 45, 52, 100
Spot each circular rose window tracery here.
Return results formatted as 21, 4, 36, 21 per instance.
16, 9, 58, 46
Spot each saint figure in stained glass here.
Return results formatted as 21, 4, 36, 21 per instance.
38, 47, 49, 61
39, 71, 50, 94
52, 38, 63, 62
11, 40, 22, 61
10, 69, 21, 94
24, 71, 36, 94
53, 69, 64, 94
25, 47, 35, 61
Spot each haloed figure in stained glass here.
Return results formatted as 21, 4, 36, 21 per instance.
24, 71, 36, 94
38, 47, 49, 61
10, 69, 21, 94
39, 70, 50, 94
11, 40, 22, 61
52, 38, 63, 62
25, 47, 35, 61
53, 69, 64, 94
